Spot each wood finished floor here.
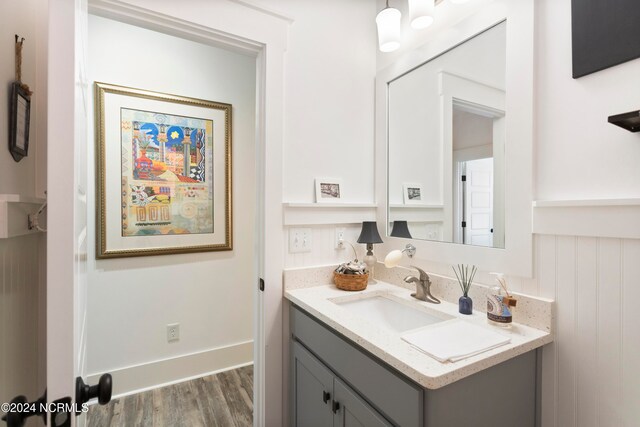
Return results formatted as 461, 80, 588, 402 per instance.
87, 366, 253, 427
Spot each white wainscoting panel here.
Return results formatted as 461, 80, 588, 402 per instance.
535, 234, 639, 427
0, 234, 46, 413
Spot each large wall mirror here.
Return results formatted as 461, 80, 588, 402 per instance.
388, 22, 506, 248
375, 0, 534, 277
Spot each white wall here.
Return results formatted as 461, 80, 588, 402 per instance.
278, 0, 377, 204
533, 1, 640, 423
0, 0, 47, 421
453, 110, 493, 151
253, 0, 379, 268
0, 0, 47, 197
535, 0, 640, 200
85, 15, 256, 394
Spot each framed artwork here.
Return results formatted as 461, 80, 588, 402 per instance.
9, 82, 31, 162
95, 82, 232, 258
403, 183, 424, 204
315, 178, 343, 203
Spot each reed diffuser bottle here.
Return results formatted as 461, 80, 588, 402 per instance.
452, 264, 477, 315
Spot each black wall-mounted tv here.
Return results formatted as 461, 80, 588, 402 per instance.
572, 0, 640, 78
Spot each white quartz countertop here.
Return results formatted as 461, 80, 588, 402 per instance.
285, 281, 553, 389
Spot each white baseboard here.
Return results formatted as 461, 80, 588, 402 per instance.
87, 340, 253, 399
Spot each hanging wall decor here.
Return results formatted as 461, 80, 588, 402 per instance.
9, 35, 32, 162
95, 82, 232, 258
572, 0, 640, 78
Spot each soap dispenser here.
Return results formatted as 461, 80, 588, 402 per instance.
487, 273, 517, 327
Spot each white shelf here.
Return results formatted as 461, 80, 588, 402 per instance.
389, 204, 444, 209
283, 202, 378, 226
283, 202, 377, 208
0, 194, 46, 239
533, 198, 640, 208
532, 198, 640, 239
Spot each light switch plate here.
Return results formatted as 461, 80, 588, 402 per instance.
289, 228, 312, 253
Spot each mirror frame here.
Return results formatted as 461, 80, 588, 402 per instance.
375, 0, 534, 278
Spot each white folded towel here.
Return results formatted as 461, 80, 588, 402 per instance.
401, 320, 511, 363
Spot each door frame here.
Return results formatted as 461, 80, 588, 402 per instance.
49, 1, 289, 426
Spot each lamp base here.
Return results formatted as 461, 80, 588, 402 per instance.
363, 252, 378, 284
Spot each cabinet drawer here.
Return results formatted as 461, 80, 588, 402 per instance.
291, 305, 423, 427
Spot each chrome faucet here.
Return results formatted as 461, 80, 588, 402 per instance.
404, 266, 441, 304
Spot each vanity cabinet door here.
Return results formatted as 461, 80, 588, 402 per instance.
292, 342, 334, 427
333, 379, 393, 427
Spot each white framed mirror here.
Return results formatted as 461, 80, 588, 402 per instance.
375, 0, 534, 277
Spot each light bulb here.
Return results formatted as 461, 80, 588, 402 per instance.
408, 0, 435, 30
376, 6, 402, 52
384, 250, 403, 268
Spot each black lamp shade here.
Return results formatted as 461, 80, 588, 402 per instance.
357, 221, 383, 244
390, 221, 412, 238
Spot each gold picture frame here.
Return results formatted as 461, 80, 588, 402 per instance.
95, 82, 232, 258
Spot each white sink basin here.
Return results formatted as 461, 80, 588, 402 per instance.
334, 295, 451, 334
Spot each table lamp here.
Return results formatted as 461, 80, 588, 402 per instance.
357, 221, 383, 283
390, 220, 412, 238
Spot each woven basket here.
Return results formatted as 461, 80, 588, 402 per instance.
334, 272, 369, 291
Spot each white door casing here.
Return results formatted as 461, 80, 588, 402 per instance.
47, 0, 90, 425
49, 0, 289, 425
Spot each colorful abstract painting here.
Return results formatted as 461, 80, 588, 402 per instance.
95, 82, 232, 258
120, 109, 214, 236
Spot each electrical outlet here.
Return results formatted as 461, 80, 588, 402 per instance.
335, 227, 346, 249
167, 323, 180, 343
289, 228, 312, 253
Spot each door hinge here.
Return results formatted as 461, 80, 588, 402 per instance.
461, 221, 467, 228
461, 175, 467, 182
259, 278, 264, 292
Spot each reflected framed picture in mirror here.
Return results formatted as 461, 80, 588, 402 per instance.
403, 183, 424, 205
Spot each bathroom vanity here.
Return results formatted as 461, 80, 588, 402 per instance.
286, 277, 552, 427
286, 1, 548, 425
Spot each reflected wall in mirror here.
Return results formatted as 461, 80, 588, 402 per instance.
388, 22, 506, 248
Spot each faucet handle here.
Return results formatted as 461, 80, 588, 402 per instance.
409, 265, 430, 283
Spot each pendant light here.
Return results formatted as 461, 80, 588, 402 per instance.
376, 0, 402, 52
408, 0, 435, 30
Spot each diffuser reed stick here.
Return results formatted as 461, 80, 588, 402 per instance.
452, 264, 477, 297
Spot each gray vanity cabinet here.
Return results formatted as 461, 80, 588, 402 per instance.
333, 378, 392, 427
292, 341, 334, 427
290, 304, 539, 427
292, 341, 392, 427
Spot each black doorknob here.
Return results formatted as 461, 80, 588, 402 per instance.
75, 373, 112, 414
1, 391, 46, 427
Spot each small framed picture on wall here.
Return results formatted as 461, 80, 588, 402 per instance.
315, 178, 343, 203
403, 183, 424, 205
9, 82, 31, 162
